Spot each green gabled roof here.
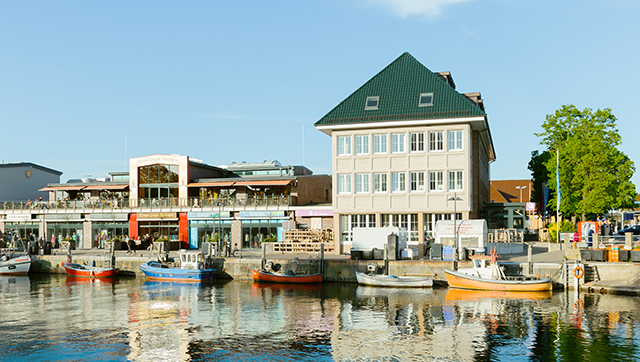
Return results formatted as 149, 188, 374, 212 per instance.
315, 52, 486, 126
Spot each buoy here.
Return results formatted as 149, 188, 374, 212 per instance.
573, 266, 584, 279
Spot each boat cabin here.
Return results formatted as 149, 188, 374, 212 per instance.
179, 250, 207, 270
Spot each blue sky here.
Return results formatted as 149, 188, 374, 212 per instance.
2, 1, 639, 187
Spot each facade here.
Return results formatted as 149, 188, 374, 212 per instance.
0, 155, 332, 251
487, 179, 536, 231
315, 53, 496, 253
0, 162, 62, 201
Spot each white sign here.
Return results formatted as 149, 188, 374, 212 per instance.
525, 202, 536, 212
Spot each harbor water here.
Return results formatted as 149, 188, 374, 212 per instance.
2, 275, 640, 361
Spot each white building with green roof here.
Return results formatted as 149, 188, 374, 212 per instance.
315, 52, 496, 254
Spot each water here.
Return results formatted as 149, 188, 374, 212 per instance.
2, 275, 640, 361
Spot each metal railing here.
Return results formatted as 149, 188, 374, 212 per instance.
0, 195, 291, 212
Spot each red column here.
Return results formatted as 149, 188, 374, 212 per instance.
129, 214, 138, 239
179, 213, 189, 249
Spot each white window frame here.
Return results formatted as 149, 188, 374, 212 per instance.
337, 174, 352, 194
391, 172, 406, 192
429, 131, 443, 152
429, 171, 444, 192
355, 135, 369, 155
373, 173, 388, 193
410, 172, 425, 192
337, 136, 351, 156
391, 133, 405, 153
373, 134, 387, 154
410, 132, 424, 152
418, 92, 434, 107
448, 130, 463, 151
448, 170, 463, 191
355, 173, 369, 193
365, 96, 379, 110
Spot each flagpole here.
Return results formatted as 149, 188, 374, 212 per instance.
556, 149, 560, 249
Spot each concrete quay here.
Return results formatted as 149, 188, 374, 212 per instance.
24, 242, 640, 295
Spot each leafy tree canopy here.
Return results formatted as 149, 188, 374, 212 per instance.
534, 105, 636, 218
528, 150, 551, 216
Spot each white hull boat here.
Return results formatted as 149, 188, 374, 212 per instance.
356, 271, 433, 288
0, 254, 32, 275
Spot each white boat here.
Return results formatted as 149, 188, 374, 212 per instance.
356, 271, 433, 288
0, 254, 32, 275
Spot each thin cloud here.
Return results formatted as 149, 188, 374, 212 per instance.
360, 0, 475, 19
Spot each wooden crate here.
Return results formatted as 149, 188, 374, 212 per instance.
272, 242, 334, 254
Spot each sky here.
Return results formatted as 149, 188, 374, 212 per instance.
1, 1, 640, 187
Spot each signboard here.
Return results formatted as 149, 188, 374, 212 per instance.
238, 211, 285, 218
187, 211, 231, 219
623, 213, 635, 221
6, 214, 32, 221
88, 213, 129, 221
137, 212, 177, 220
525, 202, 536, 212
295, 210, 334, 217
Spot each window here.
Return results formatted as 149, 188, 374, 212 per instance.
429, 131, 443, 151
355, 173, 369, 193
338, 174, 352, 194
391, 172, 406, 192
341, 214, 376, 243
429, 171, 443, 191
391, 133, 405, 153
355, 135, 369, 155
337, 136, 351, 156
373, 134, 387, 154
374, 173, 387, 193
449, 170, 463, 191
365, 96, 379, 110
419, 93, 434, 107
410, 132, 424, 152
448, 130, 463, 151
410, 172, 425, 192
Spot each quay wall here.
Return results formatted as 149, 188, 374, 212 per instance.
29, 255, 640, 289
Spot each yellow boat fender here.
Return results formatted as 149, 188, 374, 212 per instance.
198, 262, 204, 270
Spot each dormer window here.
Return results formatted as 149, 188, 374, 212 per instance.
365, 96, 379, 110
418, 93, 434, 107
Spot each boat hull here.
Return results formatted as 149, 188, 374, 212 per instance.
140, 261, 216, 283
356, 272, 433, 288
63, 262, 120, 278
445, 269, 553, 292
0, 255, 31, 275
251, 268, 322, 284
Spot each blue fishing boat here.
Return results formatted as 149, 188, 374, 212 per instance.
140, 250, 216, 283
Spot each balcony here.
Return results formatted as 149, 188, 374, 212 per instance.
0, 195, 291, 214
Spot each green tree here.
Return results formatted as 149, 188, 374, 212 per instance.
535, 105, 636, 218
527, 150, 551, 216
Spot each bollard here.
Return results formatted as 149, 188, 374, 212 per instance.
593, 233, 600, 250
625, 232, 633, 250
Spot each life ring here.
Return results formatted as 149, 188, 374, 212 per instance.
198, 262, 205, 270
573, 266, 584, 279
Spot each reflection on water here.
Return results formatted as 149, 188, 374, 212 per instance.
1, 275, 640, 361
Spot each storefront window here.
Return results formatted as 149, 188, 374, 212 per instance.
241, 219, 281, 249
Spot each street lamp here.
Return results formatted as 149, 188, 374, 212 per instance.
448, 193, 463, 261
515, 185, 527, 203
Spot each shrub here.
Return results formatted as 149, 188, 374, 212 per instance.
548, 221, 575, 243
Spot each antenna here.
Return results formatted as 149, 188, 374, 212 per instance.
302, 125, 305, 167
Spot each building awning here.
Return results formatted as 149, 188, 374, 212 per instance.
233, 180, 293, 186
39, 186, 86, 191
188, 182, 237, 187
83, 184, 129, 190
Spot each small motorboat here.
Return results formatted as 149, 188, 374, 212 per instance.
63, 261, 120, 278
355, 271, 433, 288
445, 249, 553, 292
251, 268, 322, 284
140, 250, 216, 283
0, 254, 32, 275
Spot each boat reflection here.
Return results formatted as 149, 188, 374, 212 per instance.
250, 281, 322, 295
65, 276, 119, 286
445, 288, 553, 303
0, 275, 30, 294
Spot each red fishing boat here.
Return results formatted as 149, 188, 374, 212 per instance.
251, 268, 322, 284
63, 261, 120, 278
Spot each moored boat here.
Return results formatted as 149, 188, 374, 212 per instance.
251, 268, 322, 284
140, 250, 216, 283
0, 254, 31, 275
63, 261, 120, 278
445, 250, 552, 292
355, 271, 433, 288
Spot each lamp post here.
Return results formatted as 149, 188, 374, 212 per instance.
515, 185, 527, 203
448, 193, 463, 261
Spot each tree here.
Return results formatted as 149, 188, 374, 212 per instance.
527, 150, 551, 216
535, 105, 636, 218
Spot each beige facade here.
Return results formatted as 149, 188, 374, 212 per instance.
318, 117, 492, 253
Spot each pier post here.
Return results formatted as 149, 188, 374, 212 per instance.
383, 244, 388, 275
320, 244, 324, 276
261, 243, 266, 270
527, 243, 533, 275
